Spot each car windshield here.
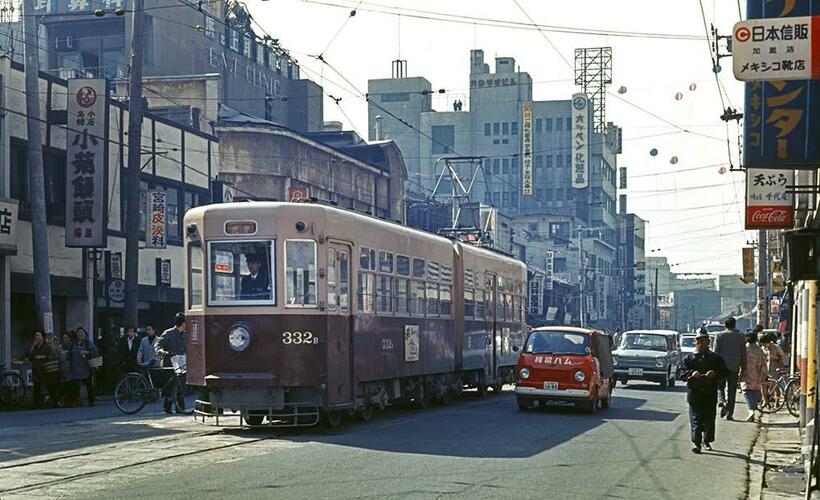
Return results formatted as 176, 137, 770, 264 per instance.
680, 336, 696, 348
705, 324, 724, 333
621, 333, 667, 352
524, 331, 590, 355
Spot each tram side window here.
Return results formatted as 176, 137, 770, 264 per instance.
285, 240, 317, 307
357, 272, 376, 313
475, 289, 486, 318
209, 241, 274, 304
412, 279, 425, 315
189, 243, 203, 308
339, 251, 350, 311
377, 274, 393, 313
426, 282, 439, 316
464, 269, 475, 318
327, 248, 338, 310
440, 264, 452, 317
396, 255, 410, 314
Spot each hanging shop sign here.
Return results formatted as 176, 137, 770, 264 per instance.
733, 16, 820, 81
0, 198, 19, 255
745, 168, 795, 229
742, 247, 755, 283
545, 251, 554, 291
65, 79, 108, 248
521, 101, 533, 195
742, 3, 820, 168
571, 93, 589, 188
146, 190, 167, 249
528, 273, 544, 316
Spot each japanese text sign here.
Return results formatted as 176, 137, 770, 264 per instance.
545, 251, 554, 291
571, 93, 589, 189
521, 101, 533, 196
742, 247, 755, 283
733, 16, 819, 81
528, 273, 544, 316
66, 79, 107, 248
33, 0, 126, 15
146, 190, 167, 249
0, 198, 19, 255
745, 168, 794, 229
742, 2, 820, 168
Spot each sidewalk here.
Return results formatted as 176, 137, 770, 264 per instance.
750, 410, 807, 499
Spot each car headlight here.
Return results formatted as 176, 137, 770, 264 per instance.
228, 325, 251, 352
574, 370, 586, 382
655, 357, 666, 367
612, 356, 618, 366
519, 367, 531, 379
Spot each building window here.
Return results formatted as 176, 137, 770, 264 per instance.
511, 121, 518, 135
493, 192, 500, 206
501, 139, 508, 144
511, 192, 519, 207
546, 189, 553, 201
557, 155, 563, 168
484, 123, 491, 136
381, 92, 410, 102
502, 122, 509, 135
502, 158, 510, 174
528, 222, 538, 232
431, 125, 455, 154
502, 192, 510, 206
566, 118, 573, 130
536, 118, 542, 133
230, 30, 240, 51
493, 122, 500, 135
555, 117, 563, 130
545, 118, 553, 131
535, 155, 543, 169
566, 154, 572, 168
535, 188, 543, 200
256, 43, 265, 65
204, 15, 216, 39
545, 155, 553, 168
492, 159, 500, 174
511, 157, 518, 171
556, 188, 563, 201
493, 139, 500, 145
243, 37, 252, 58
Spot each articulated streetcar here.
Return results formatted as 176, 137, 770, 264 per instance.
184, 202, 526, 427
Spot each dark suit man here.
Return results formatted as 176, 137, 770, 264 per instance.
240, 254, 270, 300
119, 327, 140, 373
679, 330, 727, 454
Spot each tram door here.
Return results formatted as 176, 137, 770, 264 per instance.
326, 243, 354, 406
484, 272, 499, 384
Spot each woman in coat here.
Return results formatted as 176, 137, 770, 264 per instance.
25, 331, 57, 408
67, 328, 98, 407
741, 330, 768, 422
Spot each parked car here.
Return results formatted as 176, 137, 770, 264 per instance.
514, 327, 614, 413
612, 330, 681, 389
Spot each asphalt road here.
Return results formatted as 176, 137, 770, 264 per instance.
1, 383, 760, 500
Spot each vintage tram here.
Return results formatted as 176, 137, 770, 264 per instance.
184, 201, 526, 426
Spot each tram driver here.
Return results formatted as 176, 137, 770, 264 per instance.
240, 252, 271, 300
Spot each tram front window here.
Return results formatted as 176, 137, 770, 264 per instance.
209, 241, 275, 304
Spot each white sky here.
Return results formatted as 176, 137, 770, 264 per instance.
246, 0, 752, 275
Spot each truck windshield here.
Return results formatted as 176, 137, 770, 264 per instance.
680, 336, 696, 348
524, 331, 590, 355
208, 240, 275, 305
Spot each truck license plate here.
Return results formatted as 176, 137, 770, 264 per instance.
543, 381, 558, 390
628, 368, 643, 376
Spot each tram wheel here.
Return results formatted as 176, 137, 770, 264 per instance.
323, 411, 343, 428
415, 387, 432, 409
491, 383, 504, 394
358, 404, 374, 422
477, 383, 488, 398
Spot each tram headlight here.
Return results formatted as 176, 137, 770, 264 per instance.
228, 325, 251, 352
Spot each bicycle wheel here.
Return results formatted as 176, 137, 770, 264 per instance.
785, 379, 800, 418
0, 371, 26, 406
114, 373, 150, 414
759, 379, 785, 413
171, 377, 197, 415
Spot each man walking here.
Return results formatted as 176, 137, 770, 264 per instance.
119, 326, 140, 374
715, 317, 746, 420
155, 313, 186, 414
680, 330, 727, 453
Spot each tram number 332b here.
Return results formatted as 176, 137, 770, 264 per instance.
282, 331, 318, 345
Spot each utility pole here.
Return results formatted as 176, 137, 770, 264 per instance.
652, 267, 659, 329
22, 0, 54, 338
757, 229, 769, 328
578, 232, 585, 328
124, 0, 145, 329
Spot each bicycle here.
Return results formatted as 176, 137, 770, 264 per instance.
0, 365, 26, 407
784, 371, 801, 418
113, 355, 196, 415
758, 373, 786, 413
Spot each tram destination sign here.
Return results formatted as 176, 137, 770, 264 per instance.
733, 16, 820, 81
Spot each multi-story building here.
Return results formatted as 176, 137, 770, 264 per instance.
368, 50, 623, 329
620, 213, 649, 330
646, 256, 722, 330
18, 0, 323, 132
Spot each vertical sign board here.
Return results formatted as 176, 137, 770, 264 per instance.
742, 247, 756, 283
0, 198, 19, 254
66, 79, 108, 247
528, 273, 544, 316
742, 3, 820, 169
521, 101, 533, 195
571, 93, 589, 188
146, 190, 167, 249
545, 251, 554, 291
745, 168, 795, 229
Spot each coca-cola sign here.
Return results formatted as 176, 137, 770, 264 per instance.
745, 168, 794, 230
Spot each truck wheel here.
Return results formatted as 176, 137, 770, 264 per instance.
358, 404, 374, 422
660, 377, 669, 389
323, 411, 343, 428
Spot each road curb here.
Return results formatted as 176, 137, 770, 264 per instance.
749, 415, 766, 500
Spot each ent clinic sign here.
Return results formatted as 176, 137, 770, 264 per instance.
733, 16, 820, 81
